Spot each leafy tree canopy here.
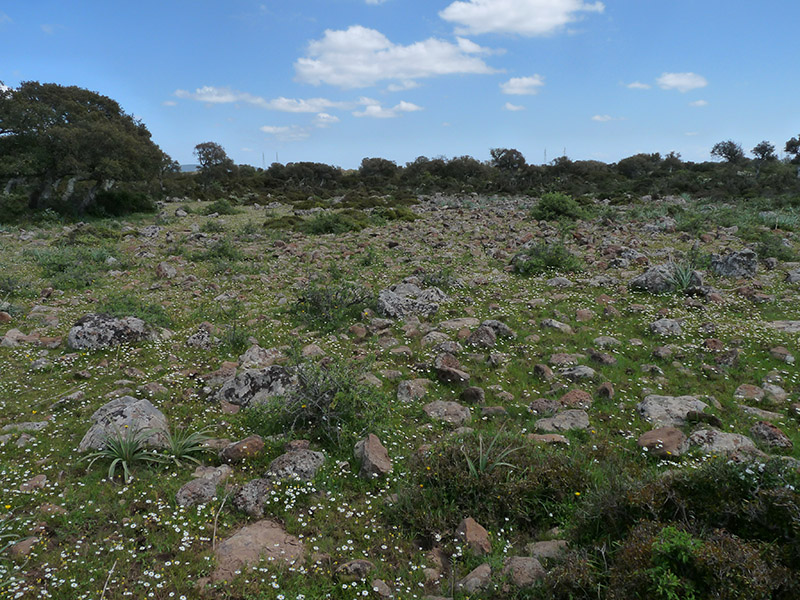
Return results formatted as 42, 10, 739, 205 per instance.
0, 81, 169, 210
710, 139, 745, 164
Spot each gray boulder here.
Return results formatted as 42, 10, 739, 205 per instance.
267, 449, 325, 481
536, 409, 589, 432
217, 366, 293, 407
233, 478, 272, 517
637, 395, 708, 427
629, 264, 701, 294
377, 282, 448, 319
79, 396, 168, 452
650, 318, 683, 336
686, 429, 762, 458
175, 478, 217, 507
711, 249, 758, 278
423, 400, 471, 425
68, 313, 156, 350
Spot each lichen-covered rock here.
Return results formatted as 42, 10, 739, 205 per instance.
79, 396, 168, 452
267, 449, 325, 481
175, 477, 217, 507
216, 366, 294, 407
535, 409, 589, 432
423, 400, 471, 425
711, 249, 758, 278
377, 282, 448, 319
68, 313, 156, 350
686, 429, 762, 459
649, 318, 683, 336
637, 395, 708, 427
233, 478, 272, 517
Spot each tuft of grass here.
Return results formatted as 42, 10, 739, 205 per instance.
201, 198, 240, 216
159, 426, 213, 468
289, 278, 374, 333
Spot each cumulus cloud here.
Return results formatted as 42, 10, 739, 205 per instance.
689, 99, 708, 107
313, 112, 340, 127
503, 102, 525, 111
162, 100, 177, 107
353, 98, 423, 118
500, 75, 544, 95
626, 81, 651, 90
440, 0, 604, 36
591, 114, 613, 122
656, 72, 708, 93
294, 25, 496, 88
386, 80, 420, 92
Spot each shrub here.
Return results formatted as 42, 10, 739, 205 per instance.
202, 198, 239, 215
246, 359, 387, 452
756, 231, 799, 261
299, 211, 368, 235
29, 246, 117, 290
421, 266, 462, 290
289, 278, 374, 333
79, 427, 162, 484
390, 432, 590, 539
88, 189, 155, 217
0, 191, 29, 223
531, 192, 585, 221
512, 241, 583, 275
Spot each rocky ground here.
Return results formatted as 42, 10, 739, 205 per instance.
1, 194, 799, 599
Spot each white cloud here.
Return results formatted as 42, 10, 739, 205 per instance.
685, 131, 699, 136
162, 100, 177, 107
591, 114, 613, 122
41, 24, 58, 34
500, 75, 544, 95
260, 125, 310, 142
440, 0, 604, 36
174, 87, 350, 112
313, 112, 340, 127
626, 81, 651, 90
365, 0, 388, 4
656, 72, 708, 93
353, 98, 423, 118
689, 99, 708, 107
294, 25, 496, 88
503, 102, 525, 111
386, 80, 420, 92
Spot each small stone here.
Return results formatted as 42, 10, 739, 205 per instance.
559, 389, 593, 409
267, 449, 325, 481
734, 384, 765, 402
769, 346, 795, 364
597, 382, 614, 399
460, 386, 485, 405
501, 556, 545, 589
423, 401, 471, 425
219, 435, 265, 463
541, 318, 574, 334
527, 540, 569, 561
650, 318, 683, 336
533, 363, 554, 380
457, 563, 492, 593
336, 559, 375, 582
536, 409, 589, 432
20, 474, 48, 492
371, 579, 393, 598
637, 427, 687, 458
10, 537, 40, 559
354, 434, 393, 479
456, 517, 492, 555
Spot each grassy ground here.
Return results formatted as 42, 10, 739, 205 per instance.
1, 194, 799, 599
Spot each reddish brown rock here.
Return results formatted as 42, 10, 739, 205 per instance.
750, 421, 793, 449
456, 517, 491, 555
219, 435, 265, 463
597, 382, 614, 399
637, 427, 687, 458
559, 389, 593, 409
354, 434, 392, 479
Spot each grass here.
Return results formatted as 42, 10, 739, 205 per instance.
1, 193, 799, 599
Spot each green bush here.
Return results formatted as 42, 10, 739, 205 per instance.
88, 189, 155, 217
289, 278, 374, 333
531, 192, 585, 221
201, 198, 239, 215
29, 246, 117, 290
512, 241, 583, 275
0, 191, 29, 223
245, 359, 387, 452
299, 210, 369, 235
756, 231, 799, 261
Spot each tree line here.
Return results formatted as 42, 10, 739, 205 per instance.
2, 81, 799, 221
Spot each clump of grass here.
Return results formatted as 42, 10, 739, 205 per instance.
79, 427, 163, 484
97, 292, 172, 327
200, 220, 226, 233
192, 239, 243, 262
299, 210, 369, 235
512, 240, 583, 275
756, 231, 799, 261
28, 246, 118, 290
159, 426, 213, 468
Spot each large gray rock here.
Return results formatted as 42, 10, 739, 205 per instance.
397, 379, 431, 403
267, 449, 325, 481
711, 249, 758, 278
233, 478, 272, 517
637, 395, 708, 427
423, 400, 471, 425
79, 396, 169, 452
377, 282, 448, 319
175, 477, 217, 507
686, 429, 762, 458
649, 318, 683, 336
457, 563, 492, 593
217, 366, 293, 407
536, 409, 589, 432
629, 265, 681, 294
501, 556, 545, 589
212, 519, 304, 583
68, 313, 156, 350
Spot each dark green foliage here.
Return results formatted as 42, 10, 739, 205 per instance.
28, 246, 117, 290
97, 292, 171, 327
530, 192, 586, 221
756, 231, 799, 261
512, 241, 583, 275
245, 359, 387, 452
299, 210, 370, 234
264, 214, 304, 230
201, 198, 239, 216
87, 189, 155, 217
391, 433, 589, 539
0, 192, 29, 222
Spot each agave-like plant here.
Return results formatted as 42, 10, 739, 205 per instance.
461, 428, 521, 478
666, 260, 696, 292
80, 426, 162, 483
159, 426, 213, 468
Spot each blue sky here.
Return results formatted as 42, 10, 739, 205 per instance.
2, 1, 798, 169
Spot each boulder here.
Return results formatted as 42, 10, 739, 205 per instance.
211, 519, 304, 583
686, 429, 762, 458
711, 249, 758, 278
423, 401, 471, 425
749, 421, 793, 449
267, 449, 325, 481
175, 477, 217, 507
232, 478, 272, 518
456, 517, 491, 555
354, 434, 392, 479
637, 395, 708, 427
457, 563, 492, 593
397, 379, 430, 403
68, 313, 155, 350
559, 389, 593, 409
536, 409, 589, 432
481, 319, 517, 339
649, 318, 683, 336
217, 366, 294, 407
628, 265, 678, 294
637, 427, 688, 458
377, 282, 448, 319
335, 559, 375, 582
466, 325, 496, 348
220, 435, 265, 463
501, 556, 545, 589
79, 396, 168, 452
239, 345, 285, 368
